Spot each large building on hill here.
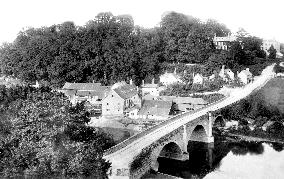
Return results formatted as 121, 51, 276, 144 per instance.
261, 39, 283, 58
213, 35, 237, 50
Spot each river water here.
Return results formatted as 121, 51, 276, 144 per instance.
143, 138, 284, 179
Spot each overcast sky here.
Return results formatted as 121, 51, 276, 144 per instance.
0, 0, 283, 45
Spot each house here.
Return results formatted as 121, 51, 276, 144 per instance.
219, 65, 235, 82
138, 100, 173, 121
124, 106, 140, 119
61, 82, 110, 115
262, 39, 281, 56
141, 79, 166, 96
213, 34, 237, 50
159, 68, 182, 86
173, 97, 208, 113
262, 121, 284, 132
262, 121, 275, 131
192, 73, 204, 84
102, 81, 141, 116
209, 74, 216, 81
143, 94, 158, 101
243, 117, 255, 130
157, 96, 208, 113
238, 68, 253, 84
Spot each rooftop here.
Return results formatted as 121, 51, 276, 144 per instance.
62, 82, 102, 90
114, 84, 138, 99
138, 100, 172, 117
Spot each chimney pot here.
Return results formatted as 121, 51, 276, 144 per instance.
130, 79, 133, 85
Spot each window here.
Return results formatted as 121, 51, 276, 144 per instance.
107, 103, 109, 105
112, 95, 114, 97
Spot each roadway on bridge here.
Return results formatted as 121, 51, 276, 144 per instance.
103, 64, 276, 169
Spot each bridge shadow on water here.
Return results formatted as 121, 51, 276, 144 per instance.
145, 134, 272, 179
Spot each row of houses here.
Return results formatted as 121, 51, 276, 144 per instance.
159, 65, 253, 87
61, 79, 209, 121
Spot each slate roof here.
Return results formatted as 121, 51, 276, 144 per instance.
76, 86, 110, 99
113, 84, 138, 99
158, 96, 208, 105
143, 94, 157, 101
138, 100, 172, 117
141, 83, 159, 88
62, 82, 102, 90
160, 72, 181, 80
239, 70, 253, 77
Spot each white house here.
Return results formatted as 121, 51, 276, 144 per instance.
219, 65, 234, 82
141, 79, 165, 96
159, 69, 182, 86
138, 100, 172, 121
102, 81, 141, 116
192, 73, 204, 84
238, 68, 253, 84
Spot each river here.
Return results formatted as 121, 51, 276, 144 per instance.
143, 137, 284, 179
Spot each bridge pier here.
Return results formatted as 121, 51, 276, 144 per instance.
207, 112, 214, 143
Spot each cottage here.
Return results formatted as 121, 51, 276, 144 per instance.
238, 68, 253, 84
262, 121, 284, 131
138, 100, 173, 121
192, 73, 204, 84
61, 82, 110, 115
159, 69, 182, 86
102, 81, 141, 116
173, 97, 208, 113
141, 79, 165, 96
219, 65, 234, 82
157, 96, 208, 113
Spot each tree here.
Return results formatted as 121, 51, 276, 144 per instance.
0, 86, 113, 178
268, 45, 277, 59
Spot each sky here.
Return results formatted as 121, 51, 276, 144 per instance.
0, 0, 284, 45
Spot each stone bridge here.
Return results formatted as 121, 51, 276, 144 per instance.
103, 64, 276, 179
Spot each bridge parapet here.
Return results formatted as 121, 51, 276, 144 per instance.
104, 64, 276, 179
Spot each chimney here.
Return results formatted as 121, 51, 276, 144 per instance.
246, 68, 249, 71
92, 80, 94, 83
152, 78, 155, 84
174, 68, 177, 74
129, 79, 133, 85
222, 65, 225, 70
142, 80, 145, 86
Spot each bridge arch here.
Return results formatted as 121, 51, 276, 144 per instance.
150, 141, 183, 172
213, 115, 226, 127
189, 124, 208, 142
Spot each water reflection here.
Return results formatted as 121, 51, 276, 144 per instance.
271, 142, 283, 152
230, 141, 264, 155
146, 138, 284, 179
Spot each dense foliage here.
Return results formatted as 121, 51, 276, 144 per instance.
220, 87, 284, 138
0, 11, 269, 88
0, 86, 114, 178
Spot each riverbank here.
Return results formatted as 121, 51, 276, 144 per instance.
225, 133, 284, 144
